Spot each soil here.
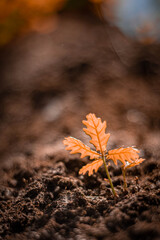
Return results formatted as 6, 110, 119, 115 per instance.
0, 11, 160, 240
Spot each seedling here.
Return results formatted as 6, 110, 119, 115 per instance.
63, 113, 144, 197
121, 158, 144, 190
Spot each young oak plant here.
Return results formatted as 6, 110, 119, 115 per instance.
63, 113, 144, 197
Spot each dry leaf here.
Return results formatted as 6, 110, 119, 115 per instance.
79, 159, 103, 176
63, 137, 100, 159
106, 147, 140, 166
124, 158, 145, 170
83, 113, 110, 153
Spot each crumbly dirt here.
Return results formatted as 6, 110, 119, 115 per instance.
0, 11, 160, 240
0, 154, 160, 240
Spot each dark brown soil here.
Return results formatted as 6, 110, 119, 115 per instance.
0, 11, 160, 240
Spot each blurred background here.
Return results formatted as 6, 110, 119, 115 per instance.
0, 0, 160, 164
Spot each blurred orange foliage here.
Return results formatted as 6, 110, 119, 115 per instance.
0, 0, 66, 45
0, 0, 110, 46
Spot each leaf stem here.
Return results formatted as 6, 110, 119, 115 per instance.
102, 155, 117, 198
122, 166, 127, 190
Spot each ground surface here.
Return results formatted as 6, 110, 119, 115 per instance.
0, 11, 160, 240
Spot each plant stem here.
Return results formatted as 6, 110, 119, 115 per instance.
102, 155, 117, 198
122, 167, 127, 190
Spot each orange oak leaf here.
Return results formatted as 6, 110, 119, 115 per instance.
124, 158, 145, 170
106, 147, 140, 166
79, 159, 103, 176
82, 113, 110, 153
63, 137, 100, 159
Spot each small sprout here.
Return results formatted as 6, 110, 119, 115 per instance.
121, 158, 145, 190
63, 113, 145, 197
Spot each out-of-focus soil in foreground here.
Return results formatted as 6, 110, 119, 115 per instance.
0, 11, 160, 240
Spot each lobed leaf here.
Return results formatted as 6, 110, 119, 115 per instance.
124, 158, 145, 170
82, 113, 110, 153
106, 147, 140, 166
79, 159, 103, 176
63, 136, 100, 159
